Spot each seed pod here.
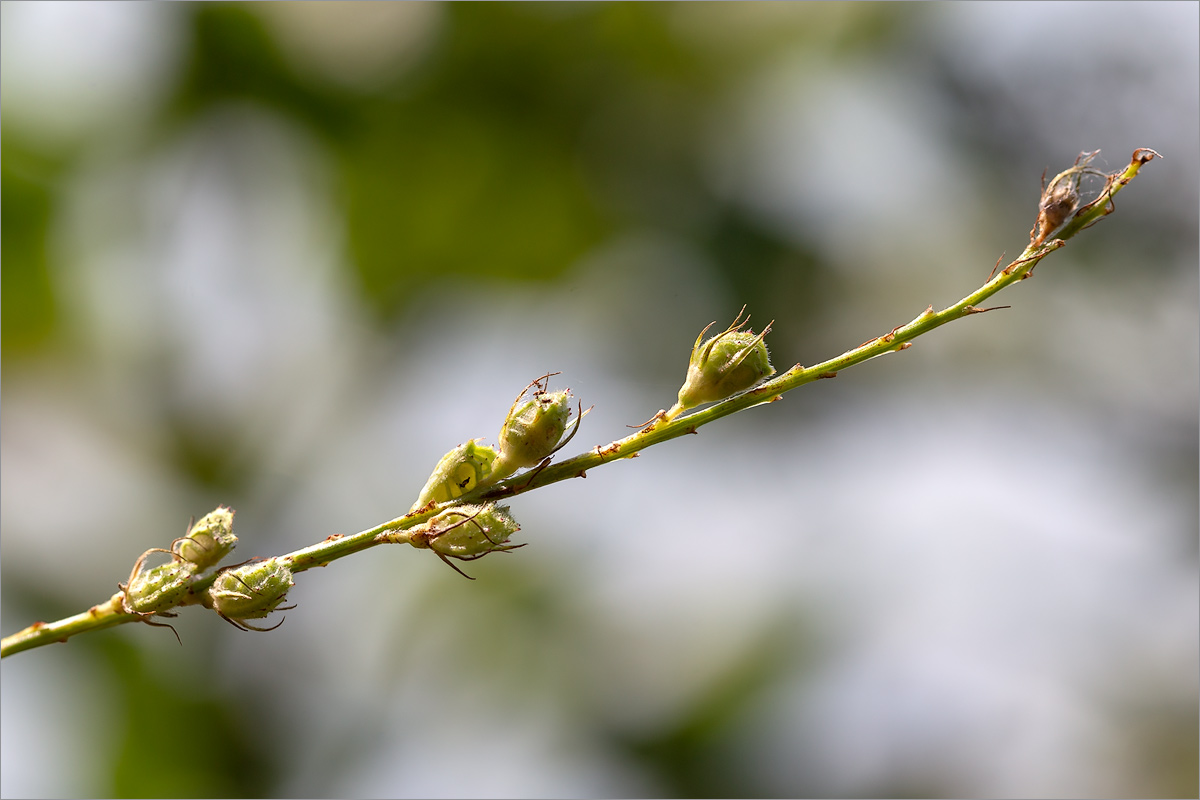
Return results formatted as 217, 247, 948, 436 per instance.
406, 503, 524, 579
418, 504, 520, 557
122, 550, 193, 617
206, 558, 294, 631
410, 439, 498, 511
491, 376, 576, 481
671, 309, 774, 418
173, 506, 237, 571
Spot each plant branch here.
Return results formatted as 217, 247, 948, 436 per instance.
0, 148, 1159, 658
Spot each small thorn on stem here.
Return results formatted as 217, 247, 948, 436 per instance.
987, 252, 1006, 281
880, 323, 906, 344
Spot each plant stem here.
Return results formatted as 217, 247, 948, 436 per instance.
1, 594, 127, 658
0, 148, 1159, 658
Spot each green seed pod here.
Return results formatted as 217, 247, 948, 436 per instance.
207, 558, 295, 631
173, 506, 237, 571
672, 310, 774, 417
408, 503, 524, 579
122, 550, 193, 616
492, 376, 575, 481
410, 439, 498, 511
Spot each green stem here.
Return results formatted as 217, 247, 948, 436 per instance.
1, 593, 129, 658
279, 513, 422, 573
0, 148, 1158, 659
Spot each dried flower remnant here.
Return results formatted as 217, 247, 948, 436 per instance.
1030, 150, 1106, 247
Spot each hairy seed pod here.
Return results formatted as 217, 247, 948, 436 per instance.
410, 439, 498, 511
498, 390, 571, 468
411, 503, 521, 559
122, 551, 193, 616
492, 376, 574, 480
173, 506, 237, 571
674, 309, 774, 415
206, 559, 295, 631
398, 503, 524, 579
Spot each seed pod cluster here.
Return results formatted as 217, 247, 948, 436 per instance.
120, 506, 241, 623
402, 375, 584, 576
410, 374, 582, 513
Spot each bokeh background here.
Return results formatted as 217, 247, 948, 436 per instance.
2, 2, 1196, 797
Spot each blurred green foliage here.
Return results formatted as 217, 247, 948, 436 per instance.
102, 638, 276, 799
1, 2, 855, 357
1, 138, 61, 355
168, 3, 714, 317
